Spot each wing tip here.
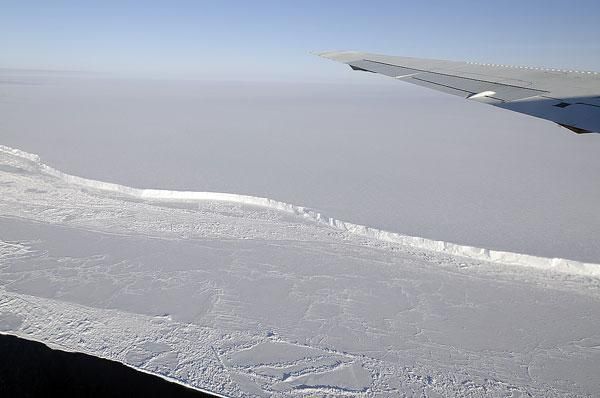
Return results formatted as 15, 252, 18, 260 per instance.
312, 50, 364, 63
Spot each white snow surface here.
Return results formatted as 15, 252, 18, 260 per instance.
1, 144, 598, 277
2, 145, 600, 397
1, 73, 599, 262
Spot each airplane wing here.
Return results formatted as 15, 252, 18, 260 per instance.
317, 51, 600, 134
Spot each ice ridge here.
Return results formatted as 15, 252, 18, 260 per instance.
1, 144, 598, 277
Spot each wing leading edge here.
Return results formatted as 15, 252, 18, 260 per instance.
317, 51, 600, 134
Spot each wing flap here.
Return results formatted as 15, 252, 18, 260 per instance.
348, 59, 547, 102
500, 100, 600, 134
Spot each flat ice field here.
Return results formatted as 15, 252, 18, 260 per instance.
1, 71, 599, 262
1, 73, 600, 396
1, 143, 600, 397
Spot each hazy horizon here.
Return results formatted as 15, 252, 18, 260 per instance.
2, 1, 600, 81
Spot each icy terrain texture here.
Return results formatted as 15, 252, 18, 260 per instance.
2, 145, 598, 276
1, 73, 599, 262
1, 146, 600, 397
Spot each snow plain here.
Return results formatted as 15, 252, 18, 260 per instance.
1, 141, 600, 397
1, 71, 599, 262
1, 72, 600, 396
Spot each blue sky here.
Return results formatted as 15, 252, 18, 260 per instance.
1, 0, 599, 80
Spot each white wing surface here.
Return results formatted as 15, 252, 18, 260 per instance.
318, 51, 600, 134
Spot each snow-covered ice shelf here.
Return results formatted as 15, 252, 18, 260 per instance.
2, 145, 597, 277
2, 75, 599, 263
1, 146, 600, 396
